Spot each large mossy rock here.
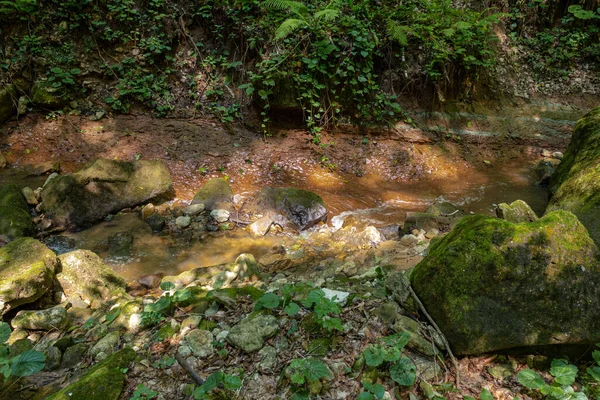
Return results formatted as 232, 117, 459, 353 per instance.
0, 184, 35, 241
30, 81, 67, 109
41, 159, 172, 230
496, 199, 538, 223
57, 250, 127, 307
411, 211, 600, 355
0, 84, 17, 122
0, 238, 58, 314
547, 107, 600, 246
191, 177, 233, 211
46, 348, 136, 400
252, 187, 328, 230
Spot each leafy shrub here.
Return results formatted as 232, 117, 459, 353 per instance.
0, 322, 45, 381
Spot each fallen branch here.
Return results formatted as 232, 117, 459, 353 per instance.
405, 281, 460, 389
175, 352, 205, 386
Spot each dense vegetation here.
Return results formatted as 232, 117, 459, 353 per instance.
0, 0, 599, 130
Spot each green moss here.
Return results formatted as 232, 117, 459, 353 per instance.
30, 81, 67, 108
411, 211, 600, 355
191, 178, 233, 210
0, 184, 35, 240
548, 107, 600, 245
46, 348, 136, 400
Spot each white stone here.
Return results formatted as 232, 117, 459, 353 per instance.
321, 288, 350, 306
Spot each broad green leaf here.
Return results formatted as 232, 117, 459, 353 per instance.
517, 369, 546, 389
223, 374, 242, 390
592, 350, 600, 365
284, 302, 300, 316
160, 281, 175, 291
0, 322, 10, 343
382, 331, 411, 350
390, 357, 416, 386
480, 388, 493, 400
588, 366, 600, 382
11, 350, 45, 377
357, 393, 375, 400
550, 364, 578, 386
363, 381, 385, 399
256, 293, 280, 309
363, 345, 386, 367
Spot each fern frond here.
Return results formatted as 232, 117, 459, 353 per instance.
386, 20, 410, 46
263, 0, 309, 17
275, 18, 307, 39
314, 8, 339, 22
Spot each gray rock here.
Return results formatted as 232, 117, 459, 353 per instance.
248, 215, 274, 236
552, 151, 564, 160
184, 203, 205, 216
12, 306, 68, 331
385, 270, 418, 314
413, 355, 443, 381
496, 200, 538, 223
183, 329, 214, 358
176, 216, 192, 229
191, 178, 233, 211
107, 232, 134, 261
228, 314, 279, 352
44, 346, 62, 371
146, 213, 165, 232
210, 209, 230, 223
41, 159, 172, 230
61, 342, 88, 368
43, 172, 59, 188
21, 187, 38, 206
321, 288, 350, 306
90, 331, 120, 359
258, 345, 277, 372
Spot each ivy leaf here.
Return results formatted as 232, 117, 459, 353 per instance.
160, 281, 175, 291
550, 364, 578, 386
363, 381, 385, 399
390, 357, 416, 386
11, 350, 45, 377
517, 369, 546, 390
480, 388, 494, 400
363, 345, 386, 367
284, 302, 300, 316
255, 293, 281, 310
0, 322, 10, 343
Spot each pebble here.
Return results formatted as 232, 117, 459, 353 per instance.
175, 216, 191, 229
210, 209, 230, 223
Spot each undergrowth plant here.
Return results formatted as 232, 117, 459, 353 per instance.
0, 322, 45, 381
140, 281, 191, 328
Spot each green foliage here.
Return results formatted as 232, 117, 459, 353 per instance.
140, 282, 191, 328
360, 332, 415, 388
0, 322, 45, 381
357, 381, 386, 400
287, 357, 331, 385
517, 359, 587, 399
192, 370, 242, 399
0, 0, 36, 15
129, 384, 158, 400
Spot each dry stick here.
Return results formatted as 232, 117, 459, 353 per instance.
175, 352, 205, 386
405, 281, 460, 390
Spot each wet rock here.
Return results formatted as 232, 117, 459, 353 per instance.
107, 232, 133, 261
496, 199, 538, 223
183, 329, 214, 358
0, 84, 17, 123
43, 235, 78, 255
0, 184, 35, 241
163, 254, 260, 288
44, 346, 62, 370
90, 331, 120, 360
138, 273, 163, 289
552, 151, 564, 160
57, 250, 127, 307
184, 203, 204, 216
251, 187, 328, 230
402, 212, 456, 235
11, 306, 67, 330
227, 313, 279, 352
140, 203, 155, 220
30, 80, 67, 109
541, 148, 553, 158
191, 178, 233, 211
248, 215, 274, 236
47, 348, 136, 400
41, 159, 172, 230
146, 213, 165, 232
210, 209, 230, 223
411, 211, 600, 355
548, 107, 600, 246
425, 200, 465, 217
175, 215, 192, 229
0, 238, 58, 314
535, 160, 556, 186
61, 342, 88, 368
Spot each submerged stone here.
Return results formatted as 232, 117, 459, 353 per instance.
0, 184, 35, 241
41, 159, 172, 230
548, 107, 600, 246
411, 211, 600, 355
0, 238, 58, 314
252, 187, 328, 230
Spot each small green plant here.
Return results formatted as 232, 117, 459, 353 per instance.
286, 357, 331, 398
360, 332, 416, 387
0, 322, 46, 381
153, 355, 176, 369
47, 67, 81, 88
140, 282, 191, 328
517, 359, 584, 399
357, 381, 386, 400
192, 370, 242, 399
129, 384, 158, 399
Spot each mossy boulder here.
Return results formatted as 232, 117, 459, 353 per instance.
411, 211, 600, 355
191, 178, 233, 211
0, 184, 35, 241
41, 159, 172, 230
57, 250, 127, 307
0, 84, 17, 122
46, 347, 136, 400
251, 187, 328, 230
30, 81, 67, 109
11, 306, 67, 330
227, 313, 279, 352
547, 107, 600, 246
496, 199, 538, 223
0, 238, 58, 314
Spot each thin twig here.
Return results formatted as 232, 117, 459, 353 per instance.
405, 281, 460, 389
175, 352, 205, 386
